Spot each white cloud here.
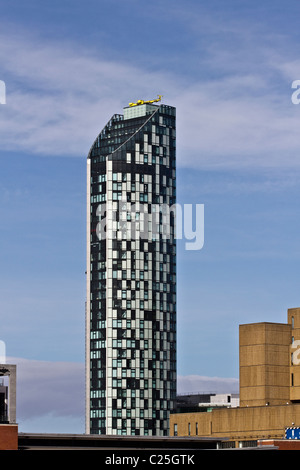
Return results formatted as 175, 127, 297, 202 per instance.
0, 27, 300, 170
0, 29, 174, 157
8, 357, 85, 421
175, 78, 300, 169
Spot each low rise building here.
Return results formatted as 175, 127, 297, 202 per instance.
170, 307, 300, 448
175, 393, 239, 415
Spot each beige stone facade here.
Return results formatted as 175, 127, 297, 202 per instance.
239, 322, 292, 407
170, 308, 300, 447
170, 403, 300, 445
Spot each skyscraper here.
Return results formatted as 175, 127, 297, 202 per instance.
86, 98, 176, 436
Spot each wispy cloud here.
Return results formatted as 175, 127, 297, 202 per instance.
7, 356, 238, 433
0, 22, 300, 169
0, 29, 174, 157
5, 356, 84, 433
177, 374, 239, 395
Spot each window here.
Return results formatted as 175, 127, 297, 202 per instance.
112, 359, 122, 368
174, 423, 177, 436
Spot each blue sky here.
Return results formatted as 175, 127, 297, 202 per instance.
1, 0, 300, 432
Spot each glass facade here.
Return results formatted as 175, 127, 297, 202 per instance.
86, 103, 176, 436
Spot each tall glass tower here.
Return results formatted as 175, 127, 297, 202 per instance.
86, 99, 176, 436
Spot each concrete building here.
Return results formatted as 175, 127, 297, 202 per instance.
86, 98, 177, 436
0, 364, 18, 450
0, 364, 16, 424
170, 308, 300, 448
175, 393, 239, 414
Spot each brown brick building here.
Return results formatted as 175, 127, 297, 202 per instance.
170, 308, 300, 448
0, 424, 18, 450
